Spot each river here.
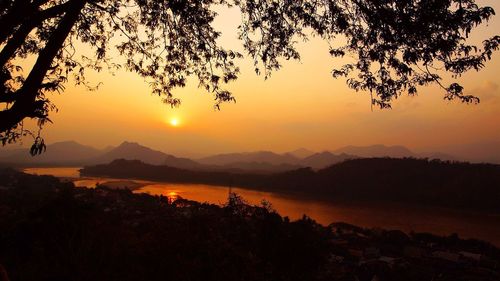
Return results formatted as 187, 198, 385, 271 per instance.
24, 167, 500, 246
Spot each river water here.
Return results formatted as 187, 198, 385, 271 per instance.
23, 167, 500, 246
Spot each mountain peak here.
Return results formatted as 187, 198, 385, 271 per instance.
287, 148, 315, 159
333, 144, 414, 158
118, 141, 142, 147
95, 142, 167, 165
198, 151, 299, 166
0, 140, 101, 164
50, 140, 89, 148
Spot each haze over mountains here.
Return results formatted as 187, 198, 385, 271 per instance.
0, 141, 102, 165
94, 141, 176, 166
0, 140, 498, 171
333, 145, 414, 158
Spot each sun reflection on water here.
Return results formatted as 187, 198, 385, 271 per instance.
166, 191, 179, 203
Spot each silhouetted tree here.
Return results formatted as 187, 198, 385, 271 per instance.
1, 0, 498, 149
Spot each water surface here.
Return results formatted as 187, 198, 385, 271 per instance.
24, 167, 500, 246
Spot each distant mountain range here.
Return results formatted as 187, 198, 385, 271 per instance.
286, 148, 316, 159
333, 144, 414, 158
301, 152, 357, 169
1, 140, 496, 171
198, 151, 299, 166
441, 141, 500, 164
196, 150, 360, 170
94, 141, 174, 166
333, 144, 457, 161
0, 141, 102, 165
0, 141, 190, 167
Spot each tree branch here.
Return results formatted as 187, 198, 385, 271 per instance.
0, 0, 75, 68
0, 0, 87, 132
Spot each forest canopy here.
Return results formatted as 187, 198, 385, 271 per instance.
0, 0, 499, 150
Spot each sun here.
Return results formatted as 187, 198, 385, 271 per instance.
169, 118, 180, 127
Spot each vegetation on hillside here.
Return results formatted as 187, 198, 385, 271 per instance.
0, 169, 499, 281
81, 158, 500, 213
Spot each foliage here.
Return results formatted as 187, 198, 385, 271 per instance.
81, 157, 500, 213
0, 169, 499, 281
0, 0, 498, 144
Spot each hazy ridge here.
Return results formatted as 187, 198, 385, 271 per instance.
1, 140, 497, 172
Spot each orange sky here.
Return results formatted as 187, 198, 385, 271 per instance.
10, 1, 500, 157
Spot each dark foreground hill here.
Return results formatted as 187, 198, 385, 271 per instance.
0, 169, 499, 281
81, 158, 500, 213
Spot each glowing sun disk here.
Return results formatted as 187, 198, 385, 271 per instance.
169, 118, 180, 127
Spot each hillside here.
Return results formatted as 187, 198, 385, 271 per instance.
92, 141, 170, 165
92, 141, 202, 168
1, 169, 498, 281
81, 158, 500, 213
301, 152, 357, 169
4, 140, 499, 173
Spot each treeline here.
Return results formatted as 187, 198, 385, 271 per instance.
81, 158, 500, 213
0, 168, 346, 281
1, 169, 499, 281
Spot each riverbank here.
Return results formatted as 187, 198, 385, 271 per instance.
0, 168, 499, 281
22, 166, 500, 246
81, 158, 500, 214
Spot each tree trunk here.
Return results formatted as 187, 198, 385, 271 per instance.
0, 0, 76, 68
0, 21, 34, 68
0, 0, 33, 44
0, 0, 87, 133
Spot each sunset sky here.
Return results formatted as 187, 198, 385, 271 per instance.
12, 1, 500, 157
